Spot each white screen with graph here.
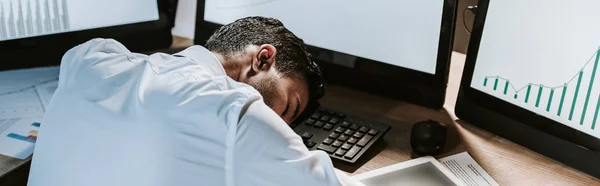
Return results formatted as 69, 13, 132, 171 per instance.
471, 0, 600, 138
203, 0, 444, 74
0, 0, 158, 41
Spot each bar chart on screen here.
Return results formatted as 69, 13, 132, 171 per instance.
478, 46, 600, 138
0, 0, 69, 41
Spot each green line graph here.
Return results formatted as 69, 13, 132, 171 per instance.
483, 47, 600, 130
558, 84, 567, 116
525, 85, 531, 103
535, 86, 543, 107
570, 71, 583, 121
581, 50, 600, 124
493, 78, 499, 90
546, 89, 554, 112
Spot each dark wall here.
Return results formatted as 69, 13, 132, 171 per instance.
453, 0, 479, 54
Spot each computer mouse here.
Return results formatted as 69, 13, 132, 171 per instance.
410, 120, 447, 156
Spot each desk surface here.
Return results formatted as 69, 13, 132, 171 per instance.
324, 52, 600, 185
1, 49, 599, 185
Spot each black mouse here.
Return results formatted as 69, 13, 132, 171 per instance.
410, 120, 447, 156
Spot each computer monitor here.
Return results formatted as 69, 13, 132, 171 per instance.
457, 0, 600, 179
0, 0, 158, 41
194, 0, 458, 109
0, 0, 173, 71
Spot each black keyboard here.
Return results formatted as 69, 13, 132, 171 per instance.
291, 108, 391, 163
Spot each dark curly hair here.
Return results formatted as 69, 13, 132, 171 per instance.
205, 16, 325, 121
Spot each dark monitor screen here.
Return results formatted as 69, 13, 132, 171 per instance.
195, 0, 458, 109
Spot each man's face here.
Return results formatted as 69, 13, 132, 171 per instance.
234, 44, 310, 124
246, 73, 309, 124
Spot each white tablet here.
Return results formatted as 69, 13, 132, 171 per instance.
352, 156, 465, 186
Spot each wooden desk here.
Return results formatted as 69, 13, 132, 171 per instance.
324, 52, 600, 185
1, 43, 599, 185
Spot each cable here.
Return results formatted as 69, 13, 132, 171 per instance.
462, 8, 472, 34
462, 5, 478, 35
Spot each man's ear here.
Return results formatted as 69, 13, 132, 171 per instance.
251, 44, 277, 73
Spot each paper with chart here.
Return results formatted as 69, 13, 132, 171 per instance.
0, 117, 43, 159
0, 66, 59, 159
35, 80, 58, 109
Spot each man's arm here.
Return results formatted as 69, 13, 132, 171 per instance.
58, 38, 132, 90
232, 98, 365, 186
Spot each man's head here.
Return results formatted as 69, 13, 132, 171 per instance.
205, 16, 325, 124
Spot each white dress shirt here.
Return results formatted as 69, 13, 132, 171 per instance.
27, 38, 364, 186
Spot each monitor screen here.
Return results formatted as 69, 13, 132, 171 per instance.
0, 0, 159, 41
470, 0, 600, 139
203, 0, 445, 74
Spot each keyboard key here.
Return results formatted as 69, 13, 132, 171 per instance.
301, 132, 313, 140
334, 127, 345, 133
344, 146, 362, 159
317, 144, 337, 154
341, 143, 353, 150
323, 138, 334, 145
323, 124, 334, 130
357, 135, 373, 147
293, 109, 389, 162
314, 121, 325, 128
305, 119, 316, 125
305, 140, 316, 148
332, 140, 343, 147
359, 126, 369, 133
368, 129, 378, 135
335, 149, 347, 156
290, 122, 299, 128
329, 132, 340, 139
348, 137, 358, 144
338, 134, 349, 141
344, 129, 355, 136
340, 121, 350, 128
353, 132, 365, 138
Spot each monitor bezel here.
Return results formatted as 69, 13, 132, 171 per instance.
0, 0, 174, 71
456, 0, 600, 179
194, 0, 458, 109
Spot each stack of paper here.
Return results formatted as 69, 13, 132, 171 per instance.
352, 152, 499, 186
0, 66, 59, 159
439, 152, 499, 186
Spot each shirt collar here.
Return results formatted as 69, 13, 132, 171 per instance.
175, 45, 228, 77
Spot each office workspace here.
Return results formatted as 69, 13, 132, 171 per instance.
2, 0, 600, 185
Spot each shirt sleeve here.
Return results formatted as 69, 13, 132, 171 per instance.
58, 38, 132, 91
232, 98, 365, 186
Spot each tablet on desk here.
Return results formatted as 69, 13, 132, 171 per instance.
352, 156, 465, 186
